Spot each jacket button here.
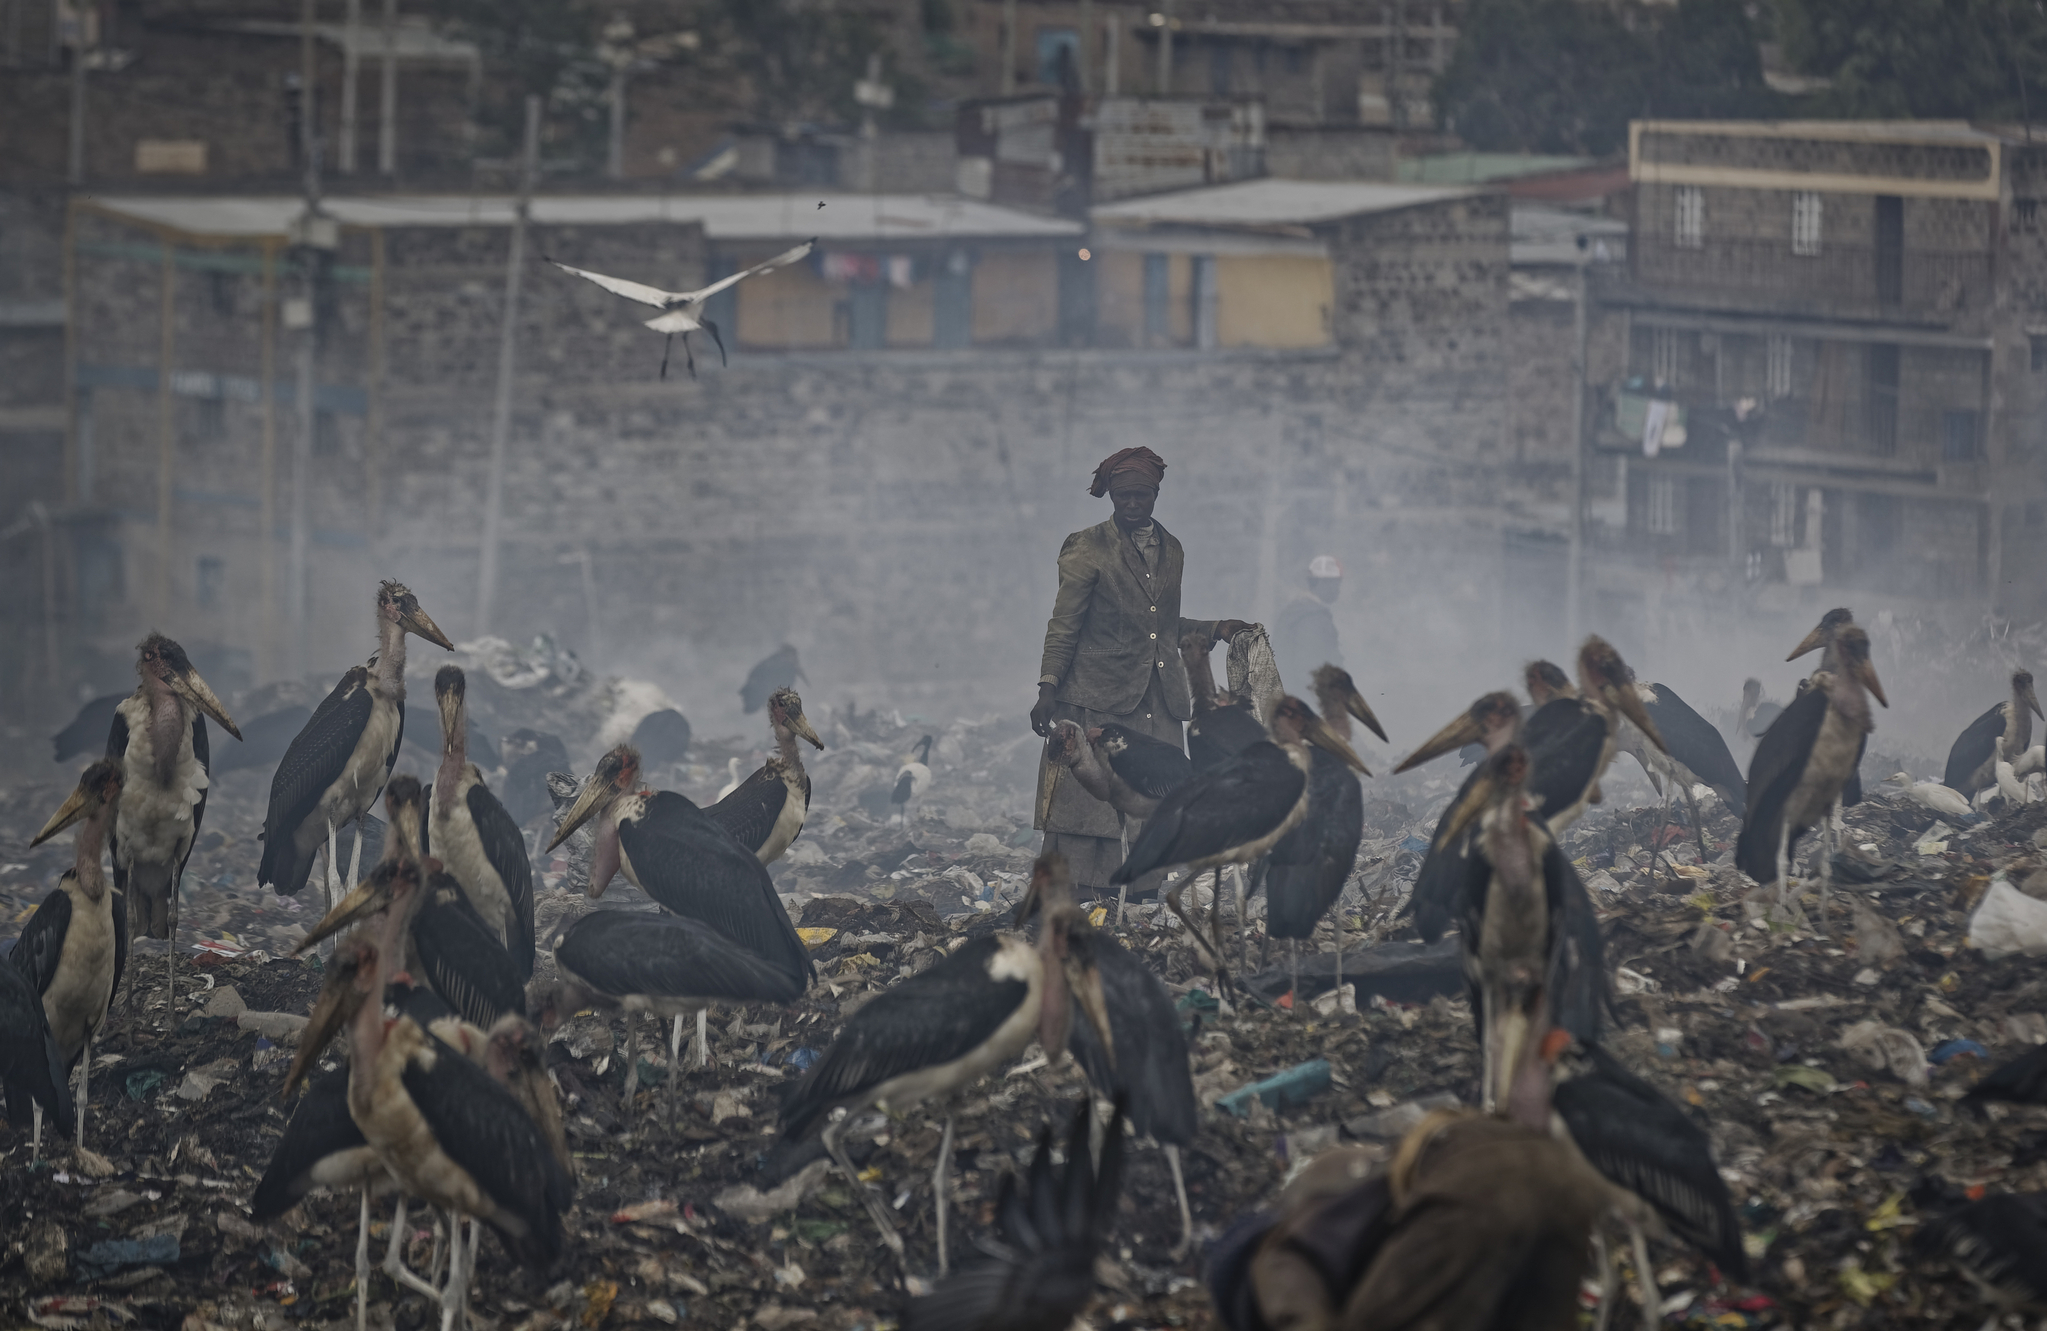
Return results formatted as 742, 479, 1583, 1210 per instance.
1150, 606, 1156, 612
1149, 633, 1156, 640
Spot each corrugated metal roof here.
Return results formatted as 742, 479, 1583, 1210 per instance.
1091, 178, 1475, 229
82, 193, 1084, 242
1397, 152, 1594, 184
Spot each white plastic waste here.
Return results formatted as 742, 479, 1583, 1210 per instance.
1967, 876, 2047, 960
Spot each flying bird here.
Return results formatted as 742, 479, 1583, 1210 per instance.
548, 238, 817, 379
740, 644, 806, 714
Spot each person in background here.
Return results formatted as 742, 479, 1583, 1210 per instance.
1273, 554, 1343, 687
1029, 447, 1251, 897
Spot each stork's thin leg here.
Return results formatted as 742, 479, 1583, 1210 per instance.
385, 1196, 443, 1302
822, 1115, 904, 1261
1164, 878, 1223, 967
30, 1098, 41, 1160
1592, 1229, 1616, 1331
355, 1185, 371, 1331
1817, 796, 1842, 934
1682, 783, 1709, 861
934, 1115, 955, 1277
1628, 1221, 1659, 1331
326, 818, 340, 914
667, 1014, 685, 1128
621, 1017, 640, 1123
438, 1209, 466, 1331
1289, 939, 1300, 1016
1332, 906, 1344, 1000
74, 1037, 89, 1151
695, 1008, 711, 1069
347, 822, 365, 890
1116, 880, 1127, 929
1774, 821, 1791, 915
1165, 1143, 1192, 1259
1210, 868, 1234, 990
167, 872, 178, 1013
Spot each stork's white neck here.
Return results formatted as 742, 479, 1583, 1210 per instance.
436, 698, 466, 810
71, 809, 113, 903
142, 676, 188, 786
772, 717, 807, 774
375, 616, 408, 699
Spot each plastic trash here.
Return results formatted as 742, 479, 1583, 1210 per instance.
1215, 1059, 1332, 1117
1967, 877, 2047, 959
73, 1236, 179, 1280
1929, 1039, 1989, 1065
1840, 1020, 1929, 1087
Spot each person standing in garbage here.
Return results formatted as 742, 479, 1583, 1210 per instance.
1273, 554, 1343, 687
1030, 446, 1251, 896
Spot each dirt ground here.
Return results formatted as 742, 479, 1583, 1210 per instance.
5, 673, 2047, 1331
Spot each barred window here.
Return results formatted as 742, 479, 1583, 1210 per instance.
1675, 186, 1704, 249
1792, 191, 1823, 256
1647, 475, 1680, 535
1651, 328, 1683, 388
1769, 482, 1798, 547
1766, 333, 1793, 399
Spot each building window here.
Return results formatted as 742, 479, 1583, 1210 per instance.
1866, 344, 1900, 454
196, 556, 225, 608
1767, 333, 1793, 399
1036, 27, 1078, 87
1792, 191, 1823, 256
1942, 409, 1981, 461
2017, 198, 2041, 235
1675, 186, 1704, 249
1651, 328, 1682, 388
1769, 482, 1798, 547
1647, 475, 1679, 535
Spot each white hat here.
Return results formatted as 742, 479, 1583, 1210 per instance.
1308, 555, 1343, 580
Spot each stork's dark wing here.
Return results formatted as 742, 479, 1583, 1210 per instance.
1915, 1194, 2047, 1309
0, 958, 73, 1134
186, 713, 211, 870
106, 704, 134, 956
1265, 748, 1363, 940
1068, 934, 1194, 1145
214, 706, 313, 773
780, 935, 1026, 1140
414, 881, 526, 1030
1944, 702, 2007, 792
1523, 698, 1608, 820
401, 1033, 572, 1268
1644, 683, 1745, 806
104, 706, 131, 763
1106, 735, 1194, 800
251, 1065, 368, 1219
1407, 763, 1486, 943
465, 782, 535, 978
1546, 840, 1609, 1043
1963, 1044, 2047, 1109
8, 886, 72, 999
620, 792, 811, 984
260, 671, 373, 890
53, 693, 125, 763
556, 910, 806, 1005
1114, 743, 1304, 883
702, 766, 790, 859
1736, 687, 1829, 882
1188, 703, 1266, 771
1554, 1044, 1746, 1277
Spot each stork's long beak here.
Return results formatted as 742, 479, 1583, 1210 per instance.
1858, 659, 1889, 709
283, 956, 368, 1098
2025, 682, 2044, 722
401, 602, 455, 650
1062, 930, 1116, 1073
1307, 716, 1369, 775
1607, 684, 1666, 753
1344, 689, 1390, 745
1484, 1003, 1534, 1117
294, 875, 393, 955
1395, 710, 1484, 774
170, 667, 242, 740
436, 686, 463, 753
790, 711, 824, 750
547, 777, 608, 852
1436, 769, 1500, 850
31, 784, 95, 847
1787, 623, 1829, 661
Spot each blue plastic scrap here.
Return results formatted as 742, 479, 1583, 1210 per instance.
1929, 1038, 1989, 1064
75, 1235, 180, 1279
1215, 1059, 1332, 1118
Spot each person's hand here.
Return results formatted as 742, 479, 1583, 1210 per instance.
1215, 619, 1254, 643
1031, 683, 1058, 737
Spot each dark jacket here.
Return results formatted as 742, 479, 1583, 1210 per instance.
1039, 518, 1216, 720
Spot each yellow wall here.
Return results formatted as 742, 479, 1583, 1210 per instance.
1093, 251, 1146, 349
971, 251, 1059, 345
886, 278, 935, 347
737, 262, 842, 349
1215, 255, 1333, 349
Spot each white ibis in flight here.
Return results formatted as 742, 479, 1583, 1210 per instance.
427, 666, 535, 977
778, 854, 1113, 1271
259, 581, 453, 912
903, 1098, 1128, 1331
548, 238, 816, 380
1260, 665, 1383, 999
1179, 628, 1265, 770
1739, 623, 1886, 926
1945, 669, 2041, 804
1518, 639, 1667, 833
1612, 677, 1745, 861
740, 643, 806, 715
549, 745, 812, 1068
1, 955, 75, 1155
1431, 744, 1609, 1116
891, 734, 935, 825
1112, 696, 1367, 980
704, 686, 825, 863
1396, 690, 1526, 945
528, 907, 806, 1128
105, 633, 242, 1007
15, 760, 124, 1153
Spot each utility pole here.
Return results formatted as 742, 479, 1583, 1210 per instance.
1000, 0, 1017, 94
1078, 0, 1093, 93
340, 0, 359, 171
65, 2, 87, 183
475, 94, 539, 638
1564, 255, 1589, 648
1156, 0, 1173, 93
378, 0, 396, 174
289, 0, 324, 677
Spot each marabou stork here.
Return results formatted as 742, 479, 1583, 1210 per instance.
1735, 678, 1783, 744
1945, 670, 2042, 801
498, 729, 571, 827
1551, 1038, 1748, 1329
1787, 607, 1868, 808
1614, 678, 1745, 862
1912, 1182, 2047, 1330
548, 239, 816, 380
1206, 1108, 1611, 1331
1040, 721, 1124, 818
1111, 697, 1366, 978
51, 692, 125, 763
213, 705, 314, 773
1518, 639, 1667, 833
903, 1099, 1127, 1331
1258, 665, 1383, 1000
427, 666, 535, 977
105, 633, 242, 1008
1739, 624, 1886, 925
260, 581, 453, 911
0, 958, 75, 1152
778, 854, 1113, 1271
1395, 690, 1525, 946
1089, 723, 1194, 817
549, 745, 812, 1068
1180, 629, 1264, 770
529, 907, 805, 1128
630, 708, 693, 768
16, 760, 124, 1153
740, 644, 806, 715
704, 687, 824, 863
891, 734, 935, 825
1065, 930, 1197, 1255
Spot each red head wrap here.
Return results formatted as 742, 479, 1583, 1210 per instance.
1088, 447, 1167, 497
